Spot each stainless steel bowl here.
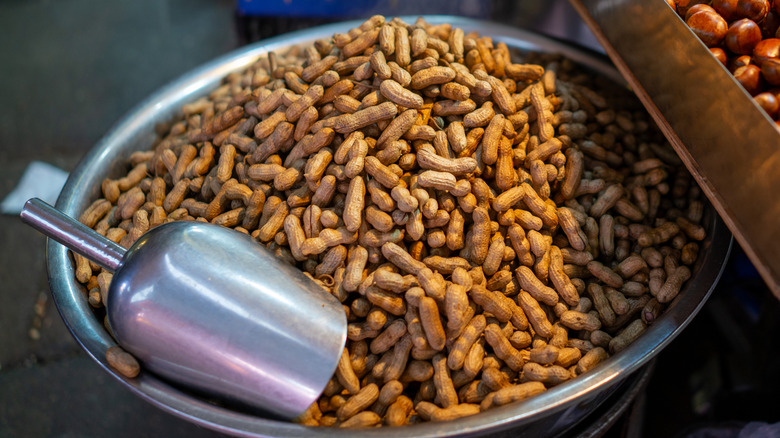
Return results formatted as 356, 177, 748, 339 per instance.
48, 16, 732, 438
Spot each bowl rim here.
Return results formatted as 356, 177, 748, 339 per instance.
47, 15, 733, 438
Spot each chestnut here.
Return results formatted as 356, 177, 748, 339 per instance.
686, 10, 729, 47
710, 47, 729, 64
754, 38, 780, 65
685, 3, 718, 21
753, 92, 780, 117
734, 64, 764, 94
761, 58, 780, 85
725, 19, 762, 54
729, 54, 754, 71
768, 87, 780, 98
676, 0, 711, 17
761, 11, 780, 39
736, 0, 769, 22
712, 0, 740, 21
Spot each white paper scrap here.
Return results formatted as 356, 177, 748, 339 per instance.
1, 161, 69, 215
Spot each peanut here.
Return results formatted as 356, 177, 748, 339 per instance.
417, 145, 477, 175
560, 310, 601, 332
444, 283, 470, 332
332, 101, 398, 134
484, 324, 525, 371
448, 314, 486, 370
337, 383, 380, 421
557, 207, 586, 251
379, 79, 423, 109
656, 266, 691, 303
609, 319, 646, 354
336, 348, 361, 394
514, 266, 558, 306
343, 176, 365, 232
517, 291, 553, 339
339, 411, 381, 428
482, 382, 546, 409
371, 380, 404, 416
376, 108, 417, 147
106, 345, 140, 378
523, 362, 571, 386
419, 296, 446, 351
381, 242, 426, 275
576, 347, 609, 375
370, 320, 407, 355
383, 335, 412, 382
385, 395, 413, 426
75, 17, 708, 427
548, 246, 580, 306
586, 261, 624, 289
432, 353, 458, 408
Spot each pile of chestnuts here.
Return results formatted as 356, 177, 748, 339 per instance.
669, 0, 780, 123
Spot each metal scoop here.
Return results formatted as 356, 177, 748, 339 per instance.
20, 198, 347, 420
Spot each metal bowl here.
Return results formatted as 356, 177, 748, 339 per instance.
47, 16, 732, 438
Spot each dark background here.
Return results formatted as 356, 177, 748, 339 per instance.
1, 1, 778, 436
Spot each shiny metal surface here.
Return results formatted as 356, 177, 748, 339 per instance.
571, 0, 780, 299
21, 198, 125, 271
108, 221, 347, 420
22, 198, 347, 420
48, 16, 732, 437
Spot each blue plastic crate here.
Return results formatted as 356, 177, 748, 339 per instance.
236, 0, 491, 19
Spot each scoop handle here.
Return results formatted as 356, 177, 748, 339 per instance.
20, 198, 125, 271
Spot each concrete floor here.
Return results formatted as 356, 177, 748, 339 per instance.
0, 1, 236, 436
1, 1, 778, 437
